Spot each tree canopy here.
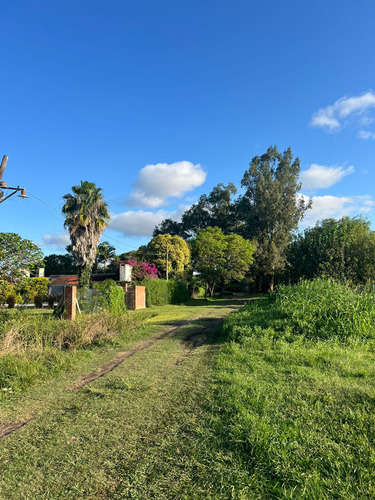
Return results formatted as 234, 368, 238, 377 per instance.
0, 233, 43, 283
147, 234, 191, 279
288, 217, 375, 285
190, 227, 255, 296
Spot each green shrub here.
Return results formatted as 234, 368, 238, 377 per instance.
93, 279, 125, 314
167, 279, 190, 304
143, 278, 169, 307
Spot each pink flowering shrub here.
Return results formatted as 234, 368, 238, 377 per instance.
119, 259, 158, 283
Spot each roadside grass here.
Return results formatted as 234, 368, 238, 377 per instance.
207, 280, 375, 498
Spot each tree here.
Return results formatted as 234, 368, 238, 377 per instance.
238, 146, 311, 290
62, 181, 110, 290
0, 233, 44, 283
147, 234, 191, 279
96, 241, 116, 271
190, 227, 255, 297
44, 253, 78, 276
153, 183, 239, 238
22, 277, 50, 308
288, 217, 375, 285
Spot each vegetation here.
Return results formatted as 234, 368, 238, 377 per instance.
62, 181, 110, 290
0, 232, 44, 283
288, 216, 375, 285
147, 233, 191, 278
93, 279, 126, 314
44, 253, 77, 276
167, 279, 190, 304
143, 278, 170, 307
191, 226, 255, 296
22, 277, 50, 308
206, 279, 375, 498
96, 241, 116, 271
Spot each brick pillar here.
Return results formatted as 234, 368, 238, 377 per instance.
134, 286, 146, 309
64, 286, 77, 320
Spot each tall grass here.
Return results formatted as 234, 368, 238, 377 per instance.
213, 279, 375, 498
0, 310, 145, 398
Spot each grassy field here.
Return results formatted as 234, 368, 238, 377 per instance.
0, 296, 246, 498
1, 283, 375, 498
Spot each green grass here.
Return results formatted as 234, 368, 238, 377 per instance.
2, 283, 373, 498
0, 296, 246, 499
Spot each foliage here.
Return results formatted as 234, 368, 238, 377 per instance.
238, 146, 311, 290
0, 233, 43, 283
212, 284, 375, 498
22, 277, 50, 307
93, 279, 125, 314
288, 216, 375, 285
0, 281, 23, 308
62, 181, 110, 290
191, 227, 255, 296
143, 278, 169, 307
120, 259, 158, 283
43, 253, 77, 276
167, 279, 190, 304
154, 183, 239, 238
147, 234, 190, 278
96, 241, 116, 271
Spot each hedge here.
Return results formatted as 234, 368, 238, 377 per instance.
143, 278, 190, 307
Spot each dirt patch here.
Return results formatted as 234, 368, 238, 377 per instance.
0, 417, 33, 439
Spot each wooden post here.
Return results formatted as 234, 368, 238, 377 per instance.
0, 155, 8, 184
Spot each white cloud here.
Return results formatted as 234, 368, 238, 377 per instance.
311, 91, 375, 132
358, 130, 375, 140
300, 164, 354, 190
110, 205, 188, 238
299, 193, 373, 228
125, 161, 206, 208
38, 232, 70, 251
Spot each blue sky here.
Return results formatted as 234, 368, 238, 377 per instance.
1, 0, 375, 255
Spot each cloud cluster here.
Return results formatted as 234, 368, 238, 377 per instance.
311, 91, 375, 132
126, 161, 206, 208
300, 164, 354, 190
38, 232, 70, 251
300, 194, 373, 228
110, 205, 189, 238
358, 130, 375, 140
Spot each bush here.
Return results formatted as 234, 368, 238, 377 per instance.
93, 279, 126, 314
167, 279, 190, 304
143, 278, 169, 307
22, 277, 49, 307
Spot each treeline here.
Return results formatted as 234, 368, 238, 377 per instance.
154, 146, 375, 290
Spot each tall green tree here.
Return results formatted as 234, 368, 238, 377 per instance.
238, 146, 311, 290
191, 227, 255, 297
62, 181, 110, 290
0, 233, 43, 283
147, 234, 190, 279
153, 183, 239, 238
288, 217, 375, 285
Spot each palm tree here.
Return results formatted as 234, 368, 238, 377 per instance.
96, 241, 116, 271
62, 181, 110, 290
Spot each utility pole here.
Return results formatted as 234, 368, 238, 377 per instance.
166, 243, 169, 281
0, 155, 27, 204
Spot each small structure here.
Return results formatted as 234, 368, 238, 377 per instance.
119, 263, 133, 282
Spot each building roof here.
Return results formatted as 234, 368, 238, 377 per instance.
50, 275, 79, 286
